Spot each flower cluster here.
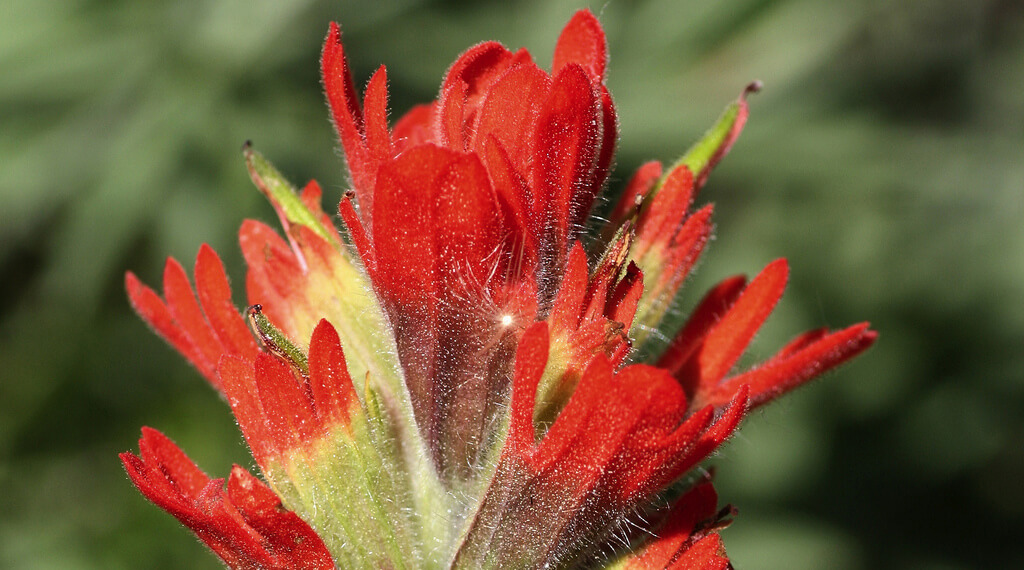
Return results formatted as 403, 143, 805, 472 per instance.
122, 10, 875, 569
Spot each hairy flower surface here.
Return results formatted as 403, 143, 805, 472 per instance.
123, 10, 875, 569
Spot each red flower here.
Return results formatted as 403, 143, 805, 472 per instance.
123, 9, 875, 568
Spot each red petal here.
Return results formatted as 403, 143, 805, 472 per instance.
322, 23, 372, 205
592, 85, 618, 200
509, 322, 551, 453
217, 355, 274, 463
635, 166, 695, 259
226, 466, 335, 569
299, 180, 327, 224
664, 387, 749, 485
126, 271, 212, 384
689, 259, 788, 392
625, 481, 720, 568
122, 430, 334, 569
372, 145, 503, 307
239, 220, 305, 339
441, 41, 515, 112
658, 274, 748, 378
548, 242, 589, 330
662, 205, 714, 292
667, 533, 730, 570
322, 23, 363, 133
470, 60, 552, 171
162, 258, 223, 381
553, 9, 608, 81
530, 64, 600, 259
483, 136, 537, 272
363, 66, 392, 164
609, 261, 644, 330
705, 323, 878, 409
138, 426, 209, 498
254, 352, 317, 452
194, 245, 259, 362
392, 103, 436, 151
307, 319, 356, 427
437, 79, 469, 150
338, 194, 376, 275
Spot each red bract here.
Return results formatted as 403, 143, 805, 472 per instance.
123, 9, 875, 569
120, 429, 334, 569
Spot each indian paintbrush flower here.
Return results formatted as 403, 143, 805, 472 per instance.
122, 10, 876, 569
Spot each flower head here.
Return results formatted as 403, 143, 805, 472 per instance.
123, 10, 875, 569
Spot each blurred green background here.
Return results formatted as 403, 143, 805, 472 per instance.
2, 0, 1022, 568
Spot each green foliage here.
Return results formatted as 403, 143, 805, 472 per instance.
2, 0, 1022, 567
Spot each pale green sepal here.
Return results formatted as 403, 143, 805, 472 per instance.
243, 142, 334, 244
669, 81, 761, 185
673, 102, 740, 181
267, 412, 424, 570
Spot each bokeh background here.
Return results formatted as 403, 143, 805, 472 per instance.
2, 0, 1022, 568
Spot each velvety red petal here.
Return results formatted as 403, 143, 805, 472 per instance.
662, 205, 714, 291
593, 85, 618, 199
239, 220, 305, 339
226, 466, 335, 569
392, 103, 436, 150
441, 41, 515, 112
322, 23, 372, 206
338, 194, 375, 276
254, 352, 317, 452
483, 136, 537, 272
217, 355, 274, 463
373, 144, 503, 307
658, 274, 748, 379
609, 261, 644, 330
322, 23, 363, 133
125, 271, 214, 384
307, 319, 356, 428
194, 244, 259, 362
363, 66, 393, 165
138, 426, 209, 497
688, 259, 788, 392
635, 166, 695, 259
552, 9, 608, 81
162, 258, 224, 380
298, 180, 334, 232
548, 242, 589, 330
530, 64, 600, 265
666, 533, 730, 570
122, 430, 334, 569
704, 323, 878, 409
470, 60, 551, 173
663, 387, 748, 486
437, 79, 469, 150
509, 321, 551, 452
624, 481, 721, 568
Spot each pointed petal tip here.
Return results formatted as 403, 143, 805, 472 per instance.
554, 9, 608, 80
766, 256, 789, 275
118, 450, 141, 467
326, 20, 340, 41
196, 242, 217, 261
124, 271, 142, 294
139, 425, 160, 439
